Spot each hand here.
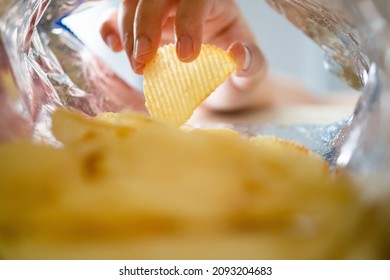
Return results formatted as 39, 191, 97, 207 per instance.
100, 0, 268, 111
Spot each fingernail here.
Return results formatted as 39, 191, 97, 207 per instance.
177, 35, 194, 61
134, 36, 152, 59
242, 44, 252, 72
131, 57, 145, 73
106, 34, 118, 50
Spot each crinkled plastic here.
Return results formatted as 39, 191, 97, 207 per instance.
0, 0, 145, 143
1, 0, 390, 193
267, 0, 390, 195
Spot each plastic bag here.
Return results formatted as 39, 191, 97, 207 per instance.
267, 0, 390, 195
0, 0, 145, 143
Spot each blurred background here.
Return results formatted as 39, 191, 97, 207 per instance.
65, 0, 350, 95
238, 0, 349, 93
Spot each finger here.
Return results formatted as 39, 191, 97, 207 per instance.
175, 0, 215, 62
119, 0, 144, 73
228, 42, 267, 79
160, 16, 176, 46
99, 8, 123, 52
133, 0, 174, 65
202, 42, 267, 111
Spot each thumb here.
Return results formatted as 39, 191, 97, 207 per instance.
228, 42, 267, 79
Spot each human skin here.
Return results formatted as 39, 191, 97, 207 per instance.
98, 0, 278, 112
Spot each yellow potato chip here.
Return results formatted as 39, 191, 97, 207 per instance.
250, 135, 329, 172
0, 109, 383, 259
144, 44, 236, 125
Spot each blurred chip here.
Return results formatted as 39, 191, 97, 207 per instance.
144, 44, 236, 126
0, 110, 383, 259
250, 135, 329, 172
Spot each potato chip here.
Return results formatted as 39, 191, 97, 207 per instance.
1, 110, 385, 260
250, 135, 329, 172
144, 44, 236, 126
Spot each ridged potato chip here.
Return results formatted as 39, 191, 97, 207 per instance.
144, 44, 236, 125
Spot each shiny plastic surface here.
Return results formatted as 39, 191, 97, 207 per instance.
267, 0, 390, 194
0, 0, 145, 143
